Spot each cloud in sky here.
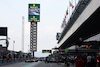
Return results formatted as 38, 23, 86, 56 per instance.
0, 0, 79, 57
38, 25, 58, 36
37, 25, 58, 51
35, 51, 51, 57
25, 23, 30, 34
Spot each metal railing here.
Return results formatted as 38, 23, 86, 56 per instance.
58, 0, 91, 44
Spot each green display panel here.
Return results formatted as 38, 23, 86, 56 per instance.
28, 4, 40, 22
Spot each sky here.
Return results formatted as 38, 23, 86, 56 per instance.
0, 0, 79, 57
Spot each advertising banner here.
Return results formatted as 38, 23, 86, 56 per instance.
42, 50, 52, 53
28, 4, 40, 22
56, 33, 60, 40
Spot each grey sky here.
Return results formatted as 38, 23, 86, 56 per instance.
0, 0, 78, 57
